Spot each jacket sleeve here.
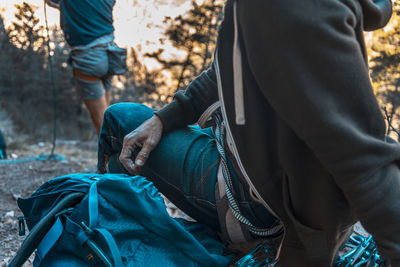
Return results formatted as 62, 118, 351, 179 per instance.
360, 0, 392, 31
238, 0, 400, 263
155, 63, 219, 133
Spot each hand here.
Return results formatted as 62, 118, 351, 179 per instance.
119, 115, 163, 175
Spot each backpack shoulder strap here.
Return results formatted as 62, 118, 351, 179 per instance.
8, 192, 85, 267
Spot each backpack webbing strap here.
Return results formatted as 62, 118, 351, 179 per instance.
34, 217, 63, 263
8, 192, 85, 267
88, 182, 99, 228
95, 228, 124, 267
87, 181, 123, 267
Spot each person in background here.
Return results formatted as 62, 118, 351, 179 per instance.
99, 0, 400, 266
46, 0, 127, 136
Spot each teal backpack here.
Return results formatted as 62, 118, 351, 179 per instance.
9, 173, 232, 267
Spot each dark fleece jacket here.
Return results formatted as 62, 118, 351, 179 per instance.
157, 0, 400, 265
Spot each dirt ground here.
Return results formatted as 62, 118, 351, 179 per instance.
0, 140, 98, 266
0, 109, 192, 266
0, 139, 192, 266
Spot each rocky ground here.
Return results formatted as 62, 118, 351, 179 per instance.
0, 139, 97, 266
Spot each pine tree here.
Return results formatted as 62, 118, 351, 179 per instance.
0, 16, 12, 91
7, 2, 45, 52
145, 0, 224, 96
368, 0, 400, 136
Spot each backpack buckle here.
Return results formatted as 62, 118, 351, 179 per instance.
18, 216, 25, 236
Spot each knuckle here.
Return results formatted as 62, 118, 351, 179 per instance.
123, 136, 129, 144
146, 139, 156, 147
138, 153, 148, 160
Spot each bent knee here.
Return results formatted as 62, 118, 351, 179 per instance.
104, 103, 154, 131
104, 103, 135, 123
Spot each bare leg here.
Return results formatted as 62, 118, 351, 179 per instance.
83, 95, 108, 136
105, 90, 112, 106
74, 69, 112, 136
102, 76, 113, 106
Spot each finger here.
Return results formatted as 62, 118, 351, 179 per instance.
132, 141, 155, 173
119, 143, 135, 174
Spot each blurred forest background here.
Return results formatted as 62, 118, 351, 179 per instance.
0, 0, 399, 142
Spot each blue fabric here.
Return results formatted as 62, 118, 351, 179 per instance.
98, 103, 279, 230
18, 173, 232, 267
76, 229, 91, 247
17, 174, 96, 230
98, 103, 222, 229
60, 0, 115, 46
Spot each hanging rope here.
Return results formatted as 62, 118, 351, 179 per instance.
0, 1, 64, 164
0, 154, 65, 165
335, 235, 384, 266
212, 111, 282, 237
234, 240, 278, 267
43, 0, 59, 160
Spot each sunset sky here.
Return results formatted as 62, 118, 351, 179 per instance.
0, 0, 196, 67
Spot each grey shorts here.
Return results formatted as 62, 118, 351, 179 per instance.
74, 74, 113, 100
70, 38, 126, 100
